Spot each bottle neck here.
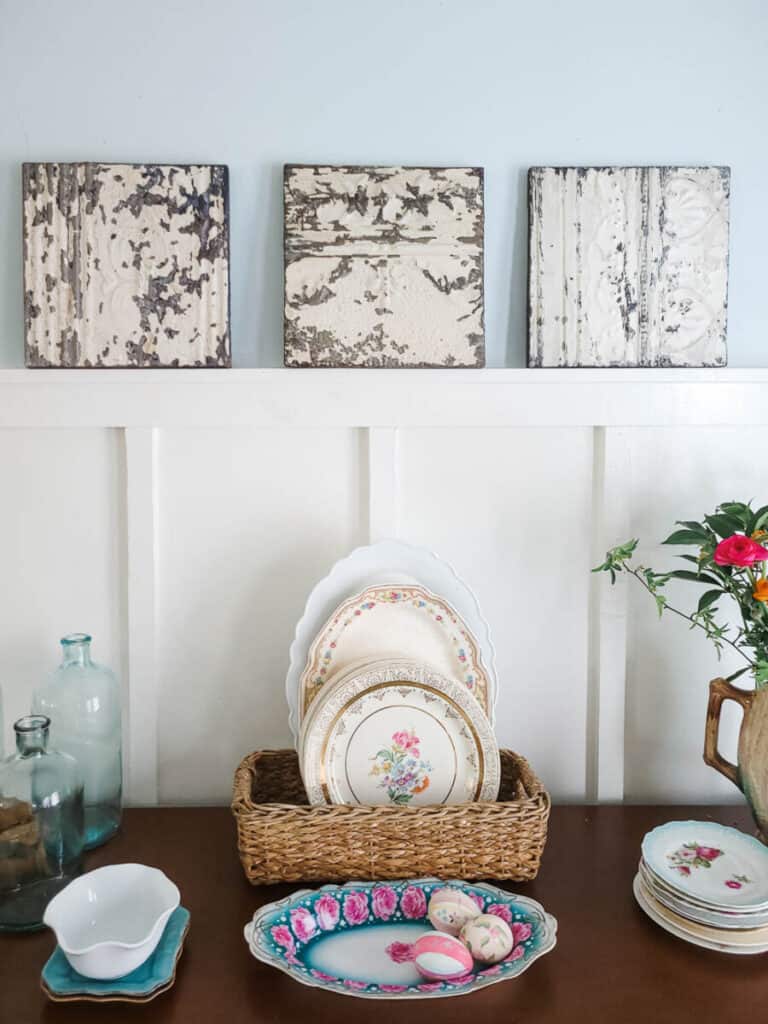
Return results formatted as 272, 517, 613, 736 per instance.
60, 633, 93, 667
15, 715, 50, 756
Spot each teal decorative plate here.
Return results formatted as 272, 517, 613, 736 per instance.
244, 879, 556, 999
41, 906, 190, 1003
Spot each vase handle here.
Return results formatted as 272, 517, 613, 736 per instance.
704, 677, 753, 789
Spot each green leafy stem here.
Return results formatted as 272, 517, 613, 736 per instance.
593, 501, 768, 688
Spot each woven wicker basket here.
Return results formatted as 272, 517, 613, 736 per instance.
232, 748, 550, 884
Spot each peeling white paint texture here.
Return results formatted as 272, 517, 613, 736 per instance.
23, 163, 230, 367
528, 167, 730, 367
284, 165, 484, 367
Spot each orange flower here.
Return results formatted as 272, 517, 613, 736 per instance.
753, 579, 768, 603
412, 777, 430, 794
753, 529, 768, 540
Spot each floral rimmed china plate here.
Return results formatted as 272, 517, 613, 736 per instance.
299, 584, 492, 724
641, 821, 768, 910
41, 907, 190, 1003
244, 879, 557, 999
299, 660, 500, 806
285, 540, 499, 739
637, 860, 768, 929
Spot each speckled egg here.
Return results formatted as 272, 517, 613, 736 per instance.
427, 887, 482, 936
459, 914, 514, 964
412, 931, 474, 980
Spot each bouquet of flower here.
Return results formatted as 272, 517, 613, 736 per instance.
594, 500, 768, 687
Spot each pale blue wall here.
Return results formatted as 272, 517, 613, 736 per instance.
1, 0, 765, 367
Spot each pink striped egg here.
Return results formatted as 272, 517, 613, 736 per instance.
413, 931, 474, 980
460, 913, 514, 964
427, 887, 482, 936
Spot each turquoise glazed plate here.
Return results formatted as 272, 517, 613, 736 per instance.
41, 906, 190, 1003
244, 879, 556, 999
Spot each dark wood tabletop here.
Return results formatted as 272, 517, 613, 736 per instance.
2, 804, 766, 1023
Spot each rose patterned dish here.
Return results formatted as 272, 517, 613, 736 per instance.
637, 859, 768, 929
641, 821, 768, 910
298, 584, 492, 725
285, 540, 498, 738
633, 875, 768, 955
244, 879, 557, 999
299, 659, 500, 806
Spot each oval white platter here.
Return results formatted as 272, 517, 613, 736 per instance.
244, 878, 557, 999
285, 541, 498, 739
299, 584, 492, 727
299, 659, 500, 807
633, 874, 768, 955
641, 821, 768, 910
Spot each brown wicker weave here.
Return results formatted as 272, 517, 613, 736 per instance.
232, 749, 550, 885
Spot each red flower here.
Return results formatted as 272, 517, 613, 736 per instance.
695, 846, 723, 862
714, 535, 768, 567
725, 879, 742, 889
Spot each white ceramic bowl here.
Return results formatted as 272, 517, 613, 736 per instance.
43, 863, 180, 980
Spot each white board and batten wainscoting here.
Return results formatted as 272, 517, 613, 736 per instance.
0, 367, 764, 808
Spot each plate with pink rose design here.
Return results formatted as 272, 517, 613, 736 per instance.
641, 821, 768, 911
243, 878, 557, 1000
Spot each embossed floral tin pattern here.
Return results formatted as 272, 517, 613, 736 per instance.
244, 879, 556, 999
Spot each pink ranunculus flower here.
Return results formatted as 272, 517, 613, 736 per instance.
504, 945, 526, 963
289, 907, 317, 943
714, 534, 768, 568
343, 890, 370, 925
380, 984, 408, 993
511, 921, 532, 944
487, 903, 513, 924
271, 924, 295, 955
696, 846, 723, 861
726, 879, 742, 889
386, 941, 415, 964
400, 885, 427, 919
372, 885, 398, 920
315, 894, 340, 931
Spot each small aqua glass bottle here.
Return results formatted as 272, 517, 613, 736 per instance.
32, 634, 122, 849
0, 715, 84, 931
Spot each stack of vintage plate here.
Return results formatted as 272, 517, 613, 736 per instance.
286, 541, 501, 807
634, 820, 768, 954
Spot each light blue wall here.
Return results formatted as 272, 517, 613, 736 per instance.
1, 0, 765, 367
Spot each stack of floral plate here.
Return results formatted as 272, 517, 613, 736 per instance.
286, 542, 501, 808
634, 821, 768, 954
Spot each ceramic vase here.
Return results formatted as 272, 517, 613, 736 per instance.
704, 677, 768, 843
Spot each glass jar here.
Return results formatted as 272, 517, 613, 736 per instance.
0, 716, 84, 932
32, 633, 122, 849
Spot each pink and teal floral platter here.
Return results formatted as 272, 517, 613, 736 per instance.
244, 878, 557, 1000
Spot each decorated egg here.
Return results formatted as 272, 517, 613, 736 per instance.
427, 887, 482, 936
460, 914, 514, 964
412, 931, 474, 980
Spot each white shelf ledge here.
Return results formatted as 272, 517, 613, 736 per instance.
0, 368, 765, 428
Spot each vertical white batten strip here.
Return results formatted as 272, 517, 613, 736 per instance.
124, 427, 159, 805
367, 427, 400, 542
587, 426, 631, 801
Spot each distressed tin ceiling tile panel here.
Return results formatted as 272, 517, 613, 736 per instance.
23, 163, 230, 368
528, 166, 730, 368
284, 165, 484, 368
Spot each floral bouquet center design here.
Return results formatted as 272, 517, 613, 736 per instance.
369, 729, 432, 804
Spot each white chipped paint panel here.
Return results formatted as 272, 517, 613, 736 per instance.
529, 167, 729, 368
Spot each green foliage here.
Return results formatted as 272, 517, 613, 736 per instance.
593, 500, 768, 688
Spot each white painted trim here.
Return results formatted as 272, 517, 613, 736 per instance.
0, 368, 766, 428
587, 427, 631, 802
123, 427, 159, 805
367, 428, 400, 542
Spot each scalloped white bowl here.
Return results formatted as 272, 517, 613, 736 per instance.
43, 863, 180, 979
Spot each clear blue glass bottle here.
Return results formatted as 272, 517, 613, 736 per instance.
0, 715, 84, 931
32, 634, 122, 849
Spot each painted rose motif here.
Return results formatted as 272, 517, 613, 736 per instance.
271, 924, 295, 956
726, 873, 751, 889
369, 728, 432, 804
289, 907, 317, 943
386, 941, 415, 964
667, 842, 724, 875
417, 982, 445, 992
315, 894, 340, 931
343, 890, 370, 925
511, 921, 532, 945
401, 885, 428, 919
380, 984, 408, 992
468, 892, 485, 910
344, 979, 368, 990
503, 944, 525, 963
487, 903, 513, 923
310, 969, 337, 981
372, 885, 398, 920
